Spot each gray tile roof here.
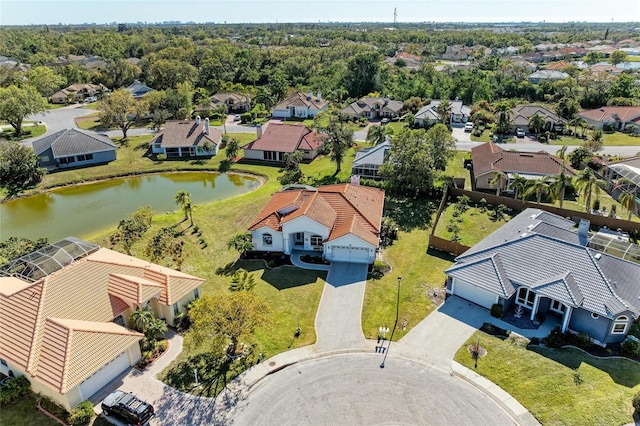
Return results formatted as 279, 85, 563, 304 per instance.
446, 253, 514, 297
593, 250, 640, 314
32, 129, 117, 158
352, 140, 390, 168
531, 272, 584, 307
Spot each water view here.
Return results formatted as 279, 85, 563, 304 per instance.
1, 172, 261, 242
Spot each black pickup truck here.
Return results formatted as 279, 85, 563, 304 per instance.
101, 390, 155, 425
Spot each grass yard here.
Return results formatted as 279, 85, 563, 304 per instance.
0, 394, 61, 426
548, 132, 640, 147
455, 332, 640, 426
75, 112, 105, 131
1, 124, 47, 140
433, 204, 514, 246
444, 151, 472, 189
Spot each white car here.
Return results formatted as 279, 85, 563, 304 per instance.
516, 128, 526, 138
464, 122, 474, 132
84, 96, 97, 103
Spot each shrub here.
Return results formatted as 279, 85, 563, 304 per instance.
621, 337, 640, 360
545, 326, 565, 348
575, 332, 592, 350
629, 322, 640, 339
633, 391, 640, 414
157, 153, 167, 161
0, 375, 30, 405
592, 199, 600, 211
530, 337, 540, 345
69, 400, 94, 426
490, 303, 503, 318
39, 396, 69, 421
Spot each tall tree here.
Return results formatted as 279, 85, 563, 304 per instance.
317, 113, 354, 176
0, 85, 48, 137
27, 66, 66, 97
609, 50, 628, 66
524, 177, 549, 203
573, 168, 604, 213
435, 99, 452, 125
99, 88, 148, 139
549, 165, 571, 209
508, 173, 527, 200
175, 190, 193, 226
614, 178, 638, 220
227, 232, 254, 259
366, 124, 387, 146
528, 113, 545, 136
343, 52, 382, 98
494, 102, 512, 135
0, 142, 45, 198
489, 170, 507, 196
425, 123, 456, 170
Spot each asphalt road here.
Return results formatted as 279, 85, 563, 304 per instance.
228, 353, 515, 426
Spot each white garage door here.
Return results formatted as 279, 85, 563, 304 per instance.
329, 245, 370, 263
453, 280, 497, 309
79, 351, 130, 400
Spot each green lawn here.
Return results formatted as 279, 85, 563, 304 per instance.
75, 112, 105, 131
455, 332, 640, 426
46, 103, 67, 110
0, 394, 61, 426
434, 204, 514, 246
443, 151, 472, 189
1, 124, 47, 140
548, 132, 640, 147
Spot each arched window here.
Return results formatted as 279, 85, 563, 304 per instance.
263, 234, 273, 246
516, 287, 535, 308
612, 316, 629, 334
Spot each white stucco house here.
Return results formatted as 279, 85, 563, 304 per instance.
248, 184, 385, 264
271, 91, 329, 119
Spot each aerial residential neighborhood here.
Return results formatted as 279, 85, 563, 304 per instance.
1, 6, 640, 426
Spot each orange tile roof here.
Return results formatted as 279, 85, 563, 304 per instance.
578, 106, 640, 124
0, 247, 203, 396
244, 122, 324, 153
249, 184, 385, 247
472, 142, 575, 177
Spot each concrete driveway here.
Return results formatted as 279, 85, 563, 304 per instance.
313, 262, 369, 353
396, 296, 486, 369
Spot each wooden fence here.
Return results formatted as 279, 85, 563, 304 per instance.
428, 235, 470, 256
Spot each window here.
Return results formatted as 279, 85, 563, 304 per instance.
39, 155, 49, 162
550, 300, 566, 313
612, 316, 628, 334
173, 303, 179, 316
591, 312, 600, 319
263, 234, 273, 246
1, 358, 7, 367
59, 156, 75, 164
77, 153, 94, 161
310, 235, 323, 246
193, 288, 200, 300
516, 287, 535, 308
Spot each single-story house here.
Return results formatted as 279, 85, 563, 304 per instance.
527, 70, 570, 84
151, 117, 222, 158
125, 79, 154, 99
249, 183, 384, 264
243, 122, 324, 163
0, 237, 204, 410
471, 142, 575, 192
341, 97, 403, 120
51, 84, 101, 104
510, 105, 568, 133
588, 64, 623, 75
272, 91, 328, 119
210, 92, 251, 113
385, 52, 422, 70
351, 140, 390, 180
578, 106, 640, 131
32, 128, 117, 169
414, 100, 471, 127
445, 208, 640, 346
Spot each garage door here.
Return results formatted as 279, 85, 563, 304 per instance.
329, 245, 370, 263
78, 351, 130, 400
453, 280, 497, 309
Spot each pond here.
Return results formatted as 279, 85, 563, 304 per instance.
1, 172, 261, 242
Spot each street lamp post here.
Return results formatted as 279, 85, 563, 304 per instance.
380, 276, 401, 369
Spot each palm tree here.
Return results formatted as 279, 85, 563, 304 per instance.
226, 138, 240, 162
230, 268, 256, 292
489, 170, 507, 196
227, 232, 254, 259
175, 190, 193, 225
146, 318, 168, 340
614, 178, 638, 220
528, 113, 545, 136
556, 145, 568, 161
524, 177, 549, 204
572, 168, 604, 213
366, 124, 387, 146
129, 306, 154, 334
549, 164, 571, 208
435, 99, 452, 125
494, 102, 511, 135
508, 173, 527, 200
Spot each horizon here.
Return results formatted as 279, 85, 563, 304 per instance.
2, 0, 639, 27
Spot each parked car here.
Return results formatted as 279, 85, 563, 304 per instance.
380, 118, 390, 125
84, 96, 97, 103
516, 128, 526, 138
102, 390, 154, 426
233, 114, 241, 121
464, 122, 474, 132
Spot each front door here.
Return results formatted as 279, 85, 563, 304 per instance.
294, 232, 304, 246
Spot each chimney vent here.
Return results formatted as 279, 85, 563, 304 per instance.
204, 117, 210, 135
317, 91, 322, 102
196, 116, 201, 125
257, 124, 263, 139
307, 91, 313, 100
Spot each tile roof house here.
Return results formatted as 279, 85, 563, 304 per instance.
32, 128, 117, 170
340, 97, 403, 120
210, 92, 251, 113
527, 70, 570, 84
0, 238, 204, 410
271, 91, 328, 119
243, 122, 325, 163
351, 140, 390, 181
471, 142, 575, 192
414, 99, 471, 127
151, 117, 222, 158
588, 64, 623, 75
249, 183, 384, 264
445, 208, 640, 345
578, 106, 640, 131
510, 105, 568, 133
124, 79, 154, 99
385, 52, 422, 70
51, 84, 101, 104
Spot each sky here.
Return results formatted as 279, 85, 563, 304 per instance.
1, 0, 639, 26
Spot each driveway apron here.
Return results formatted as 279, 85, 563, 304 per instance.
314, 262, 369, 353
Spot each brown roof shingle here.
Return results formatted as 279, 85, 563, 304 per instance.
472, 142, 576, 177
153, 120, 222, 149
244, 123, 324, 153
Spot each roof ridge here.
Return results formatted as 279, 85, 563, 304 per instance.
26, 279, 48, 375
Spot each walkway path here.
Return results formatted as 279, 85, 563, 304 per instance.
314, 262, 369, 352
